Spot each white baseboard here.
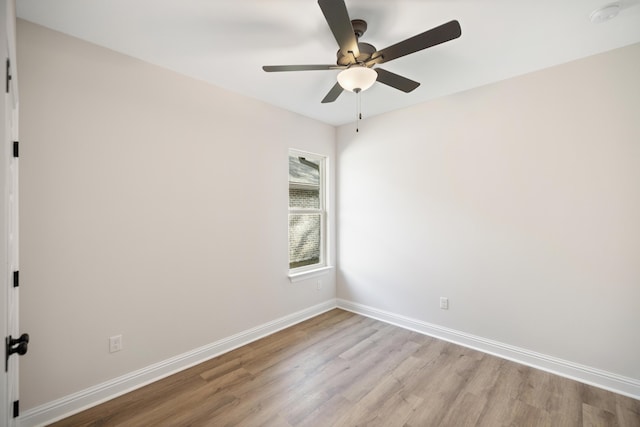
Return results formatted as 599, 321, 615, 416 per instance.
336, 298, 640, 400
20, 297, 639, 426
19, 299, 338, 427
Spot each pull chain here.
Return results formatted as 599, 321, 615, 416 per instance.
355, 89, 362, 133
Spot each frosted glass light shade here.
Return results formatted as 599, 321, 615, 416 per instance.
337, 66, 377, 92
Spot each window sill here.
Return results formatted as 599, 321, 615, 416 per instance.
288, 266, 334, 283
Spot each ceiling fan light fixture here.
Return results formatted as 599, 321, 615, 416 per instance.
337, 66, 377, 93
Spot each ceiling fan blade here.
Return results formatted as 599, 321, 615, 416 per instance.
321, 82, 344, 103
375, 68, 420, 93
263, 64, 344, 72
318, 0, 360, 59
367, 20, 461, 66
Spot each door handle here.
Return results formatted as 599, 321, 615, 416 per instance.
5, 333, 29, 372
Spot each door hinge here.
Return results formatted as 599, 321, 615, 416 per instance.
13, 141, 18, 158
5, 58, 11, 94
13, 271, 19, 288
13, 400, 19, 418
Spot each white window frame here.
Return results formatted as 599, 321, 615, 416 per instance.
288, 149, 329, 281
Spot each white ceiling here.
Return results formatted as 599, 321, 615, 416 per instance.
16, 0, 640, 126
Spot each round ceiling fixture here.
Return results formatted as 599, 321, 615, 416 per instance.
590, 3, 621, 23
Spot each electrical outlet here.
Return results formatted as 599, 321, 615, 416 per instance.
316, 280, 322, 291
440, 297, 449, 310
109, 335, 123, 353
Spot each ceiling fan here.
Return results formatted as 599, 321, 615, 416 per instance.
262, 0, 462, 103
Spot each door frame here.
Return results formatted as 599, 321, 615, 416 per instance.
1, 0, 18, 425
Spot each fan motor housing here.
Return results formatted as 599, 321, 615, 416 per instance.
337, 42, 376, 66
336, 19, 376, 66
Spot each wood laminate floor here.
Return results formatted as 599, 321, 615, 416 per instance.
50, 309, 640, 426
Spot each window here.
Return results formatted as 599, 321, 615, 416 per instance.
289, 150, 326, 273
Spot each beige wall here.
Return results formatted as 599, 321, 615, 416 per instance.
18, 14, 640, 414
18, 19, 336, 410
337, 43, 640, 381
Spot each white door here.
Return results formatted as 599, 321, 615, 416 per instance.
2, 0, 21, 425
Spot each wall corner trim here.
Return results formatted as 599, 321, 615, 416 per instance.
336, 298, 640, 400
19, 299, 338, 427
